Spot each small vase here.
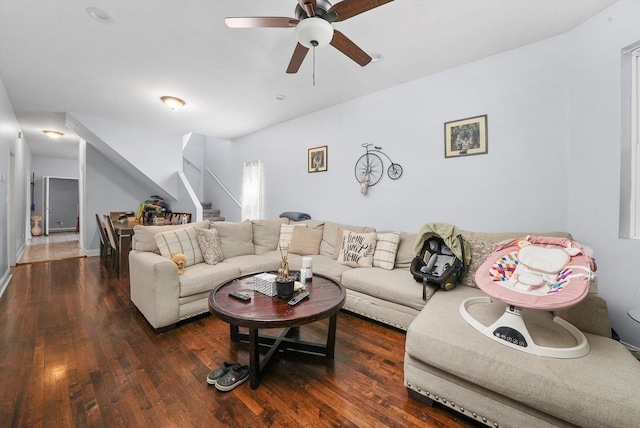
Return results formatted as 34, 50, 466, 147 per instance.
31, 219, 42, 236
276, 277, 295, 300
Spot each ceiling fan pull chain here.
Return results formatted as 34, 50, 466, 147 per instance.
312, 45, 316, 86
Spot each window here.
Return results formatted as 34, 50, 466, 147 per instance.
241, 160, 263, 221
621, 43, 640, 239
630, 49, 640, 238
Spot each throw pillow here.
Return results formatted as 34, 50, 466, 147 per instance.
459, 238, 494, 288
154, 225, 203, 267
337, 230, 377, 268
373, 232, 401, 270
196, 228, 224, 265
210, 220, 255, 258
288, 227, 323, 255
278, 223, 307, 248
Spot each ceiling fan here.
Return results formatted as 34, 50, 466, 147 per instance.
225, 0, 393, 74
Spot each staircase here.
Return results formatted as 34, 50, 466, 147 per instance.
201, 202, 225, 222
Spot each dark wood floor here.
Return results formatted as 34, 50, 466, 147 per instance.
1, 257, 479, 427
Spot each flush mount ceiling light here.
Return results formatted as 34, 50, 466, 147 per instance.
295, 17, 334, 48
43, 130, 64, 139
86, 7, 114, 24
160, 96, 186, 110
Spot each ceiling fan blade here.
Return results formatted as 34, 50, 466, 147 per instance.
225, 17, 298, 28
330, 30, 371, 67
325, 0, 393, 22
298, 0, 316, 17
286, 43, 310, 74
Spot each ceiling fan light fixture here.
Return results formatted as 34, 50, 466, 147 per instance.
160, 96, 186, 110
43, 130, 64, 139
295, 17, 333, 48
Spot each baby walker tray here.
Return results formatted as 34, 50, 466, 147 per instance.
460, 236, 596, 358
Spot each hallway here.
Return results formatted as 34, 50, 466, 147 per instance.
17, 232, 84, 264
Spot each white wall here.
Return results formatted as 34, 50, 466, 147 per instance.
565, 0, 640, 349
183, 133, 204, 202
82, 143, 160, 254
203, 1, 640, 348
69, 113, 183, 198
207, 35, 570, 232
0, 75, 31, 297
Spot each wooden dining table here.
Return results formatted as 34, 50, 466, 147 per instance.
109, 212, 137, 278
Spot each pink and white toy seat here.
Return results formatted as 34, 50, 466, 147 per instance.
460, 236, 596, 358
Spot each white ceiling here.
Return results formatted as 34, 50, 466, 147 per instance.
0, 0, 616, 160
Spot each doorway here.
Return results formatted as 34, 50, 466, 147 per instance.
43, 176, 79, 235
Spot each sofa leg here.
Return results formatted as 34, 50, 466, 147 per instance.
407, 387, 434, 407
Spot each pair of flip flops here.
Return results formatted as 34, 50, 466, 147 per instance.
207, 362, 249, 391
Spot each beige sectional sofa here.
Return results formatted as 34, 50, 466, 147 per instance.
128, 218, 640, 427
129, 218, 431, 332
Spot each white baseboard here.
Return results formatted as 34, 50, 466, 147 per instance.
0, 270, 13, 300
621, 340, 640, 352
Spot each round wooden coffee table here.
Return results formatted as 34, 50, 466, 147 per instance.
208, 273, 346, 389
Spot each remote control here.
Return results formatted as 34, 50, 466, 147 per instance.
288, 291, 309, 306
229, 291, 251, 302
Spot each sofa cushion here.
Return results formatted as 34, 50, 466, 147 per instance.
132, 220, 210, 252
319, 221, 376, 259
341, 267, 436, 311
337, 230, 377, 268
178, 262, 241, 297
373, 232, 401, 270
393, 232, 417, 269
252, 218, 288, 254
307, 255, 353, 283
405, 285, 640, 428
219, 252, 282, 276
196, 228, 224, 265
210, 220, 255, 258
155, 225, 204, 267
289, 227, 323, 255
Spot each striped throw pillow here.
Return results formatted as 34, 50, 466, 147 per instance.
155, 225, 204, 267
373, 232, 401, 270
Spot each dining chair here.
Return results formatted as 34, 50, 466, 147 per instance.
103, 214, 119, 274
95, 214, 109, 263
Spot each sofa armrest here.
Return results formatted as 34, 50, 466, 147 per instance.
129, 250, 180, 330
553, 293, 611, 338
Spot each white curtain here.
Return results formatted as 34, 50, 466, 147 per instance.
241, 160, 264, 221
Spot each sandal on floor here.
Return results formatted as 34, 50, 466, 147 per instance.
214, 365, 249, 391
207, 362, 240, 385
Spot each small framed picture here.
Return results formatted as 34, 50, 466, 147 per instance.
308, 145, 328, 173
444, 115, 488, 158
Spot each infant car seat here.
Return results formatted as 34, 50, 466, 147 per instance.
410, 223, 470, 299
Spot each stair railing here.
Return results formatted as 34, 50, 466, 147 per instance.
205, 167, 241, 208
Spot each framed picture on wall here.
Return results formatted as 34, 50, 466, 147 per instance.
308, 145, 328, 173
444, 115, 488, 158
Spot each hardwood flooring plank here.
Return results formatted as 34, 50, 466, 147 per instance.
2, 257, 480, 427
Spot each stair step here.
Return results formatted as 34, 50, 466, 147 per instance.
201, 202, 212, 210
203, 207, 223, 222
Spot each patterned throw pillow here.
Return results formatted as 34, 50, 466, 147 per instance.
337, 230, 377, 268
154, 225, 203, 267
278, 223, 306, 247
373, 232, 401, 270
459, 239, 494, 288
196, 228, 224, 265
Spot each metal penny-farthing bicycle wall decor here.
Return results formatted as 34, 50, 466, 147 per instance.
354, 143, 403, 194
